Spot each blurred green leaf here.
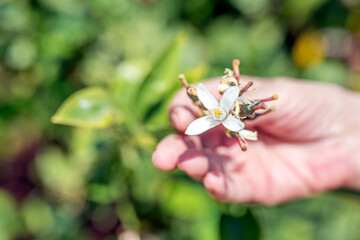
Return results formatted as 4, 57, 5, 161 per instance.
249, 18, 283, 54
21, 197, 54, 237
36, 148, 85, 204
220, 210, 260, 240
207, 17, 252, 67
229, 0, 270, 16
255, 193, 360, 240
116, 202, 140, 230
88, 183, 123, 204
161, 180, 216, 220
0, 1, 33, 32
5, 37, 37, 70
281, 0, 327, 25
135, 33, 186, 120
51, 87, 121, 128
38, 0, 85, 15
144, 62, 209, 129
301, 60, 348, 86
39, 16, 95, 59
0, 190, 20, 240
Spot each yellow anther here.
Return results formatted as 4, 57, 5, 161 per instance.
215, 109, 221, 116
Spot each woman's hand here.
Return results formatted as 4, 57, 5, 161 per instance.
152, 76, 360, 205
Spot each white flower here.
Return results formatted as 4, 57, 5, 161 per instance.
185, 83, 245, 135
238, 129, 258, 141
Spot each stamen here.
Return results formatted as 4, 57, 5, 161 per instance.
178, 74, 189, 89
215, 109, 221, 116
253, 103, 267, 111
232, 59, 241, 82
257, 94, 278, 103
245, 107, 275, 121
240, 81, 253, 95
236, 136, 248, 152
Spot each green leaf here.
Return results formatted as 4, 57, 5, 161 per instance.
161, 180, 216, 220
144, 62, 209, 129
51, 87, 121, 128
220, 210, 261, 240
301, 60, 348, 86
135, 33, 186, 119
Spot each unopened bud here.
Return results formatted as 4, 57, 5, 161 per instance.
178, 74, 189, 89
232, 59, 241, 82
253, 102, 267, 111
240, 104, 254, 116
187, 87, 199, 102
240, 81, 253, 95
236, 136, 247, 152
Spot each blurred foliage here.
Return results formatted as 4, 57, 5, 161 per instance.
1, 0, 360, 239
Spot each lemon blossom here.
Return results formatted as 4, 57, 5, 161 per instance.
185, 83, 245, 135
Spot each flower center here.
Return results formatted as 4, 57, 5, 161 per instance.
210, 107, 226, 121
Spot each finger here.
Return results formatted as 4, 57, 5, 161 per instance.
203, 171, 253, 203
177, 149, 210, 180
202, 147, 257, 203
203, 142, 311, 205
203, 171, 228, 200
152, 134, 201, 171
204, 139, 356, 205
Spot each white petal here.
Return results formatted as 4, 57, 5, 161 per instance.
220, 86, 240, 114
197, 83, 219, 110
185, 115, 221, 135
218, 84, 230, 94
237, 96, 252, 105
222, 115, 244, 132
239, 129, 258, 141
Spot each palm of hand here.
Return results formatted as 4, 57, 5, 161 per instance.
153, 77, 358, 205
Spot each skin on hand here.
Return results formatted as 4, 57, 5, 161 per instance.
152, 76, 360, 205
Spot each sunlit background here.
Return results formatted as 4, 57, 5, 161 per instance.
1, 0, 360, 239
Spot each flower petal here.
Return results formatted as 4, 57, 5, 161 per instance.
220, 86, 240, 114
239, 129, 258, 141
222, 115, 244, 132
197, 83, 219, 110
237, 96, 252, 105
185, 115, 221, 135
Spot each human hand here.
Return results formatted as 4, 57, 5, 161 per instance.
152, 76, 360, 205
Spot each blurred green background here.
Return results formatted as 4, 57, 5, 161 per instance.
1, 0, 360, 239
